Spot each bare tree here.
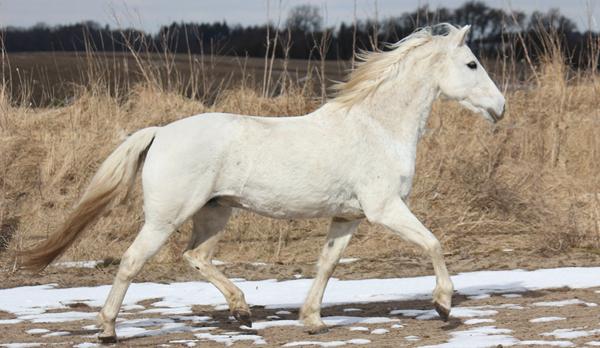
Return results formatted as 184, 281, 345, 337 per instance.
286, 4, 323, 33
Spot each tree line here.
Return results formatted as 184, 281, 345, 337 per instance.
1, 1, 599, 68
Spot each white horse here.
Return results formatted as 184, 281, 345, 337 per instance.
19, 24, 505, 342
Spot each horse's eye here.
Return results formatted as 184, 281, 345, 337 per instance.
467, 61, 477, 70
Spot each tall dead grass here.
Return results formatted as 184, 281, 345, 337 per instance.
0, 27, 599, 273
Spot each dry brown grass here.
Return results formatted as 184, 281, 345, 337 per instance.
1, 38, 599, 274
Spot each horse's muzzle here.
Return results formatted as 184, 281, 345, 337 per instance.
487, 106, 505, 123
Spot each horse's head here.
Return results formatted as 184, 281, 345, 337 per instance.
437, 25, 505, 123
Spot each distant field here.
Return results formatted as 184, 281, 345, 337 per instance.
3, 52, 349, 105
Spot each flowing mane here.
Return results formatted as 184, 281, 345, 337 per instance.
330, 24, 461, 108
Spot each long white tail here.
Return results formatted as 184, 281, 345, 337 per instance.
18, 127, 159, 271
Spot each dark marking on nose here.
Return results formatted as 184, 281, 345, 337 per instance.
328, 240, 335, 248
487, 107, 504, 123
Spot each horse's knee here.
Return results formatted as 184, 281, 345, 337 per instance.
183, 250, 216, 279
183, 250, 208, 268
424, 237, 442, 255
116, 253, 145, 281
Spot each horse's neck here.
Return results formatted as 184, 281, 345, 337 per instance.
355, 78, 438, 148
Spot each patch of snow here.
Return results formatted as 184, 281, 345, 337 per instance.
501, 293, 522, 298
370, 328, 388, 334
251, 262, 268, 266
468, 294, 491, 300
117, 317, 175, 327
586, 342, 600, 346
519, 340, 574, 347
276, 310, 292, 315
211, 260, 226, 266
121, 304, 145, 311
116, 326, 149, 338
0, 319, 22, 324
339, 258, 359, 264
533, 299, 596, 307
170, 340, 198, 347
53, 260, 102, 268
246, 316, 398, 330
25, 328, 50, 334
73, 343, 99, 348
464, 318, 495, 325
213, 304, 229, 311
267, 315, 280, 320
349, 326, 369, 331
390, 307, 497, 320
0, 344, 42, 348
171, 340, 197, 347
391, 323, 404, 329
18, 311, 97, 323
529, 316, 566, 323
471, 303, 524, 310
542, 327, 600, 339
419, 326, 517, 348
42, 331, 69, 337
114, 320, 193, 339
195, 332, 266, 346
141, 306, 192, 315
283, 342, 345, 347
293, 274, 303, 279
342, 308, 361, 312
404, 335, 420, 341
283, 339, 370, 347
503, 248, 514, 252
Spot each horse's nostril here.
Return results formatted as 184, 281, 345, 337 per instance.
497, 105, 506, 120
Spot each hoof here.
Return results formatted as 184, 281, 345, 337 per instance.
98, 333, 117, 343
233, 310, 252, 328
434, 301, 450, 322
307, 326, 329, 335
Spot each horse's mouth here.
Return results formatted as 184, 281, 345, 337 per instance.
486, 107, 504, 123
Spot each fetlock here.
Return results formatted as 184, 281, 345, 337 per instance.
97, 311, 117, 343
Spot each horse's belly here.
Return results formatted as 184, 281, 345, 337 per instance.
214, 193, 364, 220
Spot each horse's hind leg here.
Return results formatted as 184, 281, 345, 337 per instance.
300, 218, 360, 333
97, 220, 175, 342
183, 203, 252, 326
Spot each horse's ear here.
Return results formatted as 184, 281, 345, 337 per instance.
455, 25, 471, 46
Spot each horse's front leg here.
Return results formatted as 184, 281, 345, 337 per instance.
300, 218, 360, 334
365, 197, 454, 320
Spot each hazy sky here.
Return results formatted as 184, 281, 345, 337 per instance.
0, 0, 598, 32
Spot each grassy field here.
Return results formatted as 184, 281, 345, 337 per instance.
0, 42, 599, 284
2, 52, 349, 106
